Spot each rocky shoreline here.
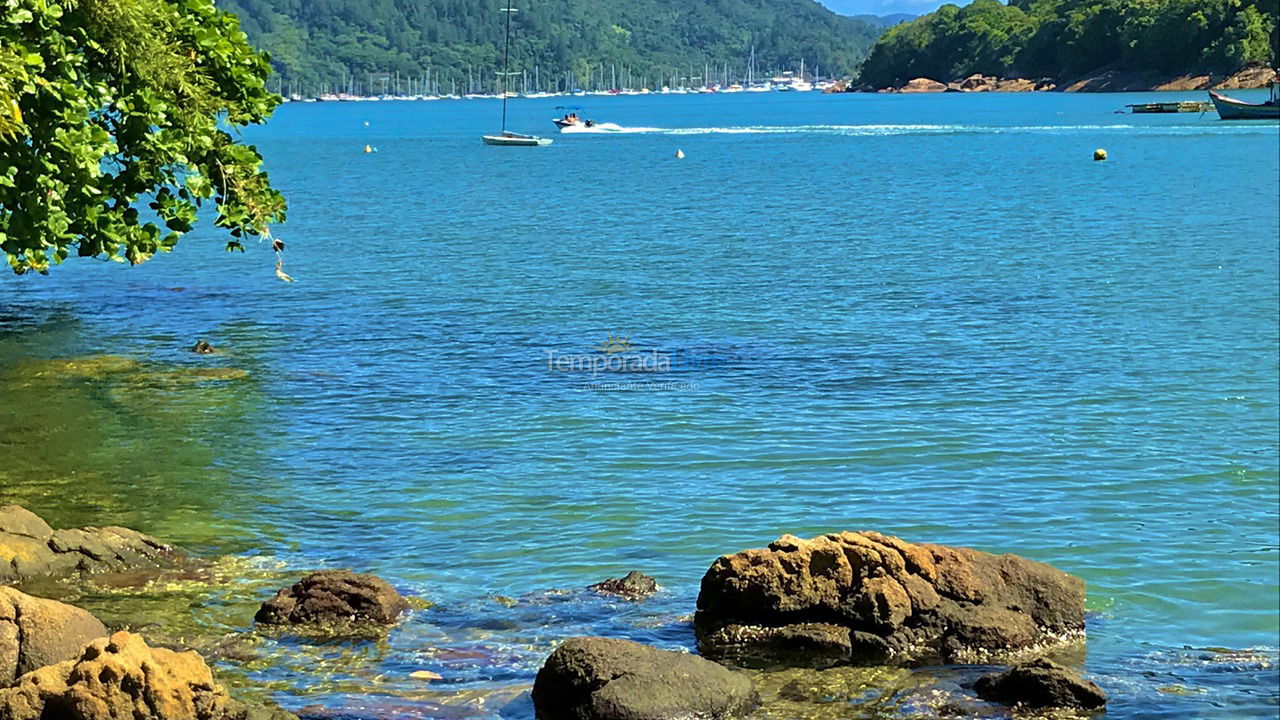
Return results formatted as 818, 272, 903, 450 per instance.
1, 504, 1107, 719
827, 65, 1278, 94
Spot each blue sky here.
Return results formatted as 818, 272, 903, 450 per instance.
817, 0, 949, 17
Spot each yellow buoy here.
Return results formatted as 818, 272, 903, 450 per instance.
675, 149, 685, 159
1094, 148, 1107, 161
364, 145, 373, 153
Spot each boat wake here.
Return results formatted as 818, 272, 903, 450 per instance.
659, 123, 1264, 136
562, 123, 1268, 137
559, 123, 661, 134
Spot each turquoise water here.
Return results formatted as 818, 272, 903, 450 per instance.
1, 90, 1277, 718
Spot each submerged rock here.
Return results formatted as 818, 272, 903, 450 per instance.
0, 631, 296, 720
588, 571, 659, 600
0, 587, 107, 683
695, 532, 1084, 666
532, 636, 759, 720
0, 505, 179, 585
974, 657, 1106, 709
255, 570, 408, 628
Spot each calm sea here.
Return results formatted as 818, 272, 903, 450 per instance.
1, 90, 1277, 719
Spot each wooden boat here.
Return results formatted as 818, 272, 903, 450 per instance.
1127, 101, 1213, 114
1209, 82, 1279, 120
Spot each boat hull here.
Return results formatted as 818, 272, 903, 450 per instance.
482, 133, 553, 146
1209, 90, 1280, 120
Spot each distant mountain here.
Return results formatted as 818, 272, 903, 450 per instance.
850, 13, 918, 26
818, 0, 928, 18
215, 0, 883, 95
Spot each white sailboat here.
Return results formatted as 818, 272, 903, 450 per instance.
482, 1, 551, 147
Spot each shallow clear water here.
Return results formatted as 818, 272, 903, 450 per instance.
1, 90, 1277, 718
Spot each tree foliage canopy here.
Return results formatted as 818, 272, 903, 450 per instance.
215, 0, 883, 94
860, 0, 1279, 87
0, 0, 285, 275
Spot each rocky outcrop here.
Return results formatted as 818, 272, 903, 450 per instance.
588, 571, 658, 600
898, 77, 948, 93
531, 637, 758, 720
695, 532, 1084, 666
888, 75, 1057, 93
1152, 74, 1213, 91
255, 570, 408, 628
0, 587, 107, 683
999, 77, 1055, 91
1061, 66, 1276, 92
1216, 65, 1279, 89
1062, 69, 1151, 92
0, 505, 178, 585
974, 658, 1107, 709
0, 631, 295, 720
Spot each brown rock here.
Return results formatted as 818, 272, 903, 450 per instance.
1215, 65, 1279, 89
1153, 74, 1213, 91
0, 631, 296, 720
994, 77, 1054, 92
0, 587, 108, 683
255, 570, 408, 627
899, 77, 947, 93
699, 623, 856, 665
974, 657, 1107, 709
1062, 69, 1151, 92
0, 505, 178, 585
0, 507, 53, 541
589, 571, 659, 600
960, 73, 996, 92
532, 637, 758, 720
695, 532, 1084, 666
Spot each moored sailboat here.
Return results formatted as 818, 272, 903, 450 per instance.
482, 1, 552, 146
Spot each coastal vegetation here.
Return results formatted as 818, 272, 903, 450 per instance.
212, 0, 882, 95
0, 0, 285, 275
859, 0, 1280, 87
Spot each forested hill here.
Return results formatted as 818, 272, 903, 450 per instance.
859, 0, 1279, 88
214, 0, 882, 95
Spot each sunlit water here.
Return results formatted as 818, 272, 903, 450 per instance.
1, 90, 1277, 719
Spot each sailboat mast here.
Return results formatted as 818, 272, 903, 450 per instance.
501, 1, 515, 131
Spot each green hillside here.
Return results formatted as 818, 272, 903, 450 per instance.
214, 0, 883, 95
859, 0, 1279, 87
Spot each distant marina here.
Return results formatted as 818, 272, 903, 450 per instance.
279, 60, 837, 102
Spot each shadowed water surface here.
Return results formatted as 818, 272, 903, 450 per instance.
1, 91, 1277, 718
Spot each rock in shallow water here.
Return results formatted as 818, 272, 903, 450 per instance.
0, 587, 107, 683
0, 631, 296, 720
695, 532, 1084, 665
974, 657, 1106, 709
588, 571, 659, 600
0, 505, 178, 585
255, 570, 408, 628
532, 636, 759, 720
